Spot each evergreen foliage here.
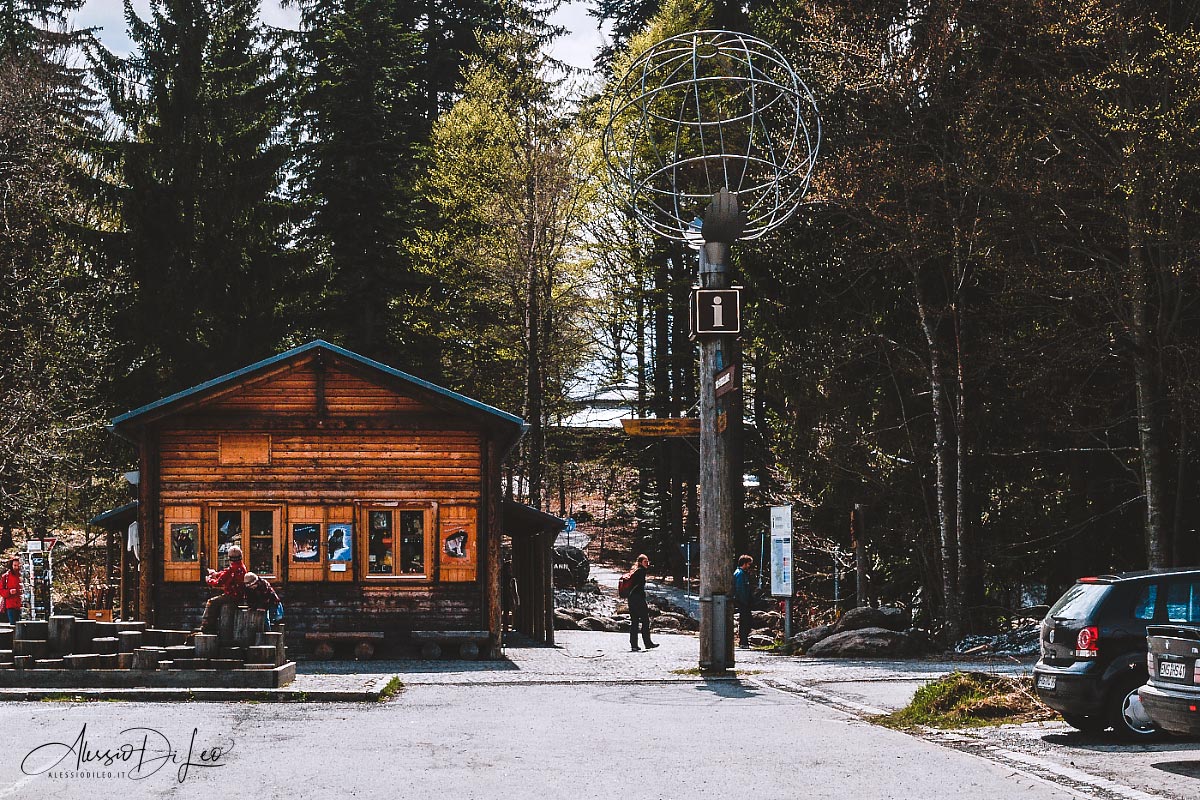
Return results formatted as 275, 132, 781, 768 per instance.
90, 0, 294, 398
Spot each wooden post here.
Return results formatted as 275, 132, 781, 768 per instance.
485, 438, 503, 657
698, 247, 736, 672
137, 434, 159, 625
233, 607, 264, 647
48, 615, 75, 656
543, 531, 555, 646
193, 633, 218, 658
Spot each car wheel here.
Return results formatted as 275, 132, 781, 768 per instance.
1108, 677, 1159, 739
1060, 713, 1107, 734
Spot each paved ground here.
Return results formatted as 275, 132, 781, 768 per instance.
0, 680, 1069, 800
0, 631, 1195, 799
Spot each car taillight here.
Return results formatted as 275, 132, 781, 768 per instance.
1148, 653, 1155, 674
1075, 626, 1098, 657
1194, 660, 1200, 684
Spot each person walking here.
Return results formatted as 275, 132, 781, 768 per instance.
733, 555, 755, 648
1, 558, 21, 624
626, 553, 658, 652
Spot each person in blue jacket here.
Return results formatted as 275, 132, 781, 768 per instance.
733, 555, 756, 648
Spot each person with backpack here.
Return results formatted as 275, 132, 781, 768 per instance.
733, 555, 756, 648
243, 572, 284, 628
623, 554, 658, 652
1, 558, 21, 624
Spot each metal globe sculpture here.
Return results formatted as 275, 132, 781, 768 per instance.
603, 29, 820, 244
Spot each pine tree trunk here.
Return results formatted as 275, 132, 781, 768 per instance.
914, 268, 961, 641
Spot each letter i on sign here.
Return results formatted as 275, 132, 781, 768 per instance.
712, 296, 723, 328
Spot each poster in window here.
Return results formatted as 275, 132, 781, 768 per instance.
216, 511, 241, 570
292, 523, 320, 563
400, 510, 424, 574
368, 512, 392, 573
170, 523, 198, 562
444, 528, 468, 558
328, 523, 353, 563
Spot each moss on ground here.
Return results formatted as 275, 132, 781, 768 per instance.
876, 671, 1057, 729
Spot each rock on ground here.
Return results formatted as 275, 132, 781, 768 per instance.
790, 624, 833, 652
831, 606, 909, 634
553, 610, 581, 630
806, 626, 924, 658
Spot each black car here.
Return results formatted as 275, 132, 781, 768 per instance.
1034, 569, 1200, 738
1140, 595, 1200, 736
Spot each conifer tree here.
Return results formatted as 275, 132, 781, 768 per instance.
90, 0, 293, 397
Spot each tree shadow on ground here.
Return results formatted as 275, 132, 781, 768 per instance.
1152, 760, 1200, 779
692, 678, 761, 699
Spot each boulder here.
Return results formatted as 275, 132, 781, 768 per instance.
577, 616, 610, 632
751, 610, 783, 629
556, 608, 591, 621
748, 634, 776, 648
553, 611, 581, 630
806, 627, 914, 658
652, 615, 682, 630
832, 606, 907, 634
790, 624, 833, 653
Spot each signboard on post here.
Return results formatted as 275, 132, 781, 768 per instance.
770, 505, 793, 597
620, 418, 700, 437
690, 288, 742, 336
714, 363, 740, 398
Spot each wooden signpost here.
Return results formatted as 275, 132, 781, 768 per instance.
619, 418, 700, 437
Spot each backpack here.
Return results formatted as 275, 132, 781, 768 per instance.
618, 571, 635, 599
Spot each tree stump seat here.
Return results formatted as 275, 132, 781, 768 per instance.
304, 631, 385, 660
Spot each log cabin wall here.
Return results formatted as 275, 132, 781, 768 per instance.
115, 342, 523, 655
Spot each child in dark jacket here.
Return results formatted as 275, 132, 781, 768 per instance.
244, 572, 283, 626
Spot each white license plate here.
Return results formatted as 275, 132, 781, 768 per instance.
1159, 661, 1187, 680
1036, 674, 1056, 690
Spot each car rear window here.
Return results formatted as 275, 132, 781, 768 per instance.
1049, 582, 1110, 619
1166, 581, 1200, 623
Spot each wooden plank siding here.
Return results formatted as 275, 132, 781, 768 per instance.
133, 354, 507, 652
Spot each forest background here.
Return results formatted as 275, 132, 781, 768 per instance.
3, 0, 1199, 639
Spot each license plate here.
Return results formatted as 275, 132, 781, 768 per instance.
1036, 674, 1056, 690
1159, 661, 1187, 680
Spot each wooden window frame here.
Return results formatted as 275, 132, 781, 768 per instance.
208, 506, 281, 580
163, 506, 202, 583
361, 504, 436, 582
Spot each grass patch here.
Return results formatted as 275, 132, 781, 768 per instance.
876, 671, 1057, 729
669, 667, 761, 677
38, 693, 126, 703
377, 676, 404, 702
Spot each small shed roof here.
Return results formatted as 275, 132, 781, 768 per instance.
89, 501, 138, 530
110, 340, 526, 440
504, 500, 567, 538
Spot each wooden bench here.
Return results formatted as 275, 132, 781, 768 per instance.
305, 631, 385, 660
410, 630, 490, 660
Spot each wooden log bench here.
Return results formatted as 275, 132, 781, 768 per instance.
305, 631, 384, 660
410, 630, 490, 660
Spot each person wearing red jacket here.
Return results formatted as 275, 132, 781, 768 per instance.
199, 545, 247, 634
1, 558, 21, 624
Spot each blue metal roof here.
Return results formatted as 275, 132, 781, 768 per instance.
89, 501, 138, 529
111, 340, 526, 430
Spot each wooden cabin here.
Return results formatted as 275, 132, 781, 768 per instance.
108, 340, 547, 657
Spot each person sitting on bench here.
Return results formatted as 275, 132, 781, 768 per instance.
244, 571, 283, 627
200, 545, 247, 633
